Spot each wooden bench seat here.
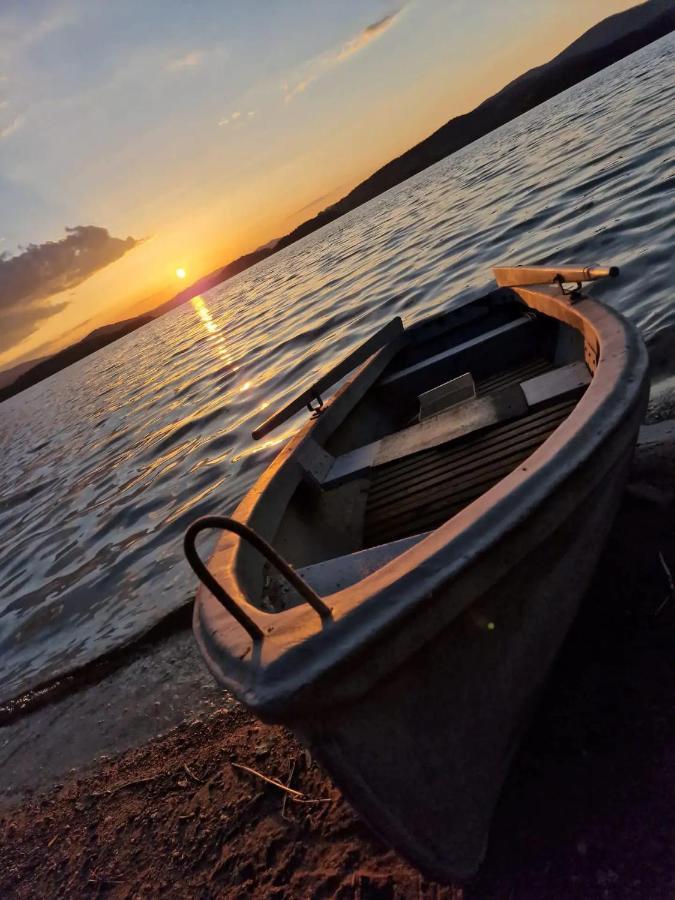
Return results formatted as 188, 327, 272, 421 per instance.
380, 317, 534, 395
267, 532, 430, 609
320, 361, 590, 488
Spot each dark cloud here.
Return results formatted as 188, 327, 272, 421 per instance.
0, 225, 140, 350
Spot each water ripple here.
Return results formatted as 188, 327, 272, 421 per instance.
0, 35, 674, 703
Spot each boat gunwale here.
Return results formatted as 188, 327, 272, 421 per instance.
193, 284, 649, 716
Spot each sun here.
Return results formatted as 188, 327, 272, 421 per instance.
175, 267, 186, 280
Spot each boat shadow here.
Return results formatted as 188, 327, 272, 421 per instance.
467, 488, 675, 899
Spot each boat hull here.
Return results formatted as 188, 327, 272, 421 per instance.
292, 446, 634, 881
190, 280, 650, 882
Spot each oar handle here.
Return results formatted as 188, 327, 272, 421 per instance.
494, 265, 619, 288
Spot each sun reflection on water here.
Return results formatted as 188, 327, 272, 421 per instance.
231, 431, 289, 463
190, 294, 238, 369
191, 295, 219, 337
191, 294, 262, 410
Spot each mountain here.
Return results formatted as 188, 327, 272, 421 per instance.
0, 314, 154, 402
267, 0, 674, 250
0, 355, 48, 391
1, 0, 673, 401
553, 0, 674, 62
151, 0, 674, 310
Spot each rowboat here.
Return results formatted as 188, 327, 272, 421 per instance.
185, 265, 648, 882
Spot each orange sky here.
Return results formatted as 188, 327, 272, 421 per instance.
0, 0, 639, 369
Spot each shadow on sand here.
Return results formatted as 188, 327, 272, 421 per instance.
471, 475, 675, 898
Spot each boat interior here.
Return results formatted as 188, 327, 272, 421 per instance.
257, 290, 593, 612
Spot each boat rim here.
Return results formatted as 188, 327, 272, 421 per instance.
193, 283, 649, 716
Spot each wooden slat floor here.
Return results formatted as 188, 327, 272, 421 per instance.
364, 392, 577, 547
474, 356, 553, 396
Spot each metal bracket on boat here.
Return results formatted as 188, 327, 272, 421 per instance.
251, 317, 404, 440
553, 274, 583, 301
306, 389, 324, 418
184, 516, 332, 640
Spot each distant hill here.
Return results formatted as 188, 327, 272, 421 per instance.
1, 0, 673, 401
153, 0, 675, 310
0, 314, 154, 402
268, 0, 674, 250
0, 355, 48, 391
553, 0, 673, 62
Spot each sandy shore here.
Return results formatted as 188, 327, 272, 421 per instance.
1, 430, 674, 897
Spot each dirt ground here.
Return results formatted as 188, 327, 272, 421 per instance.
1, 438, 674, 898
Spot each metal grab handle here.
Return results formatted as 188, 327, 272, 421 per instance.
184, 516, 332, 641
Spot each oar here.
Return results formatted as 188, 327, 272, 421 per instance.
252, 316, 404, 440
493, 264, 618, 288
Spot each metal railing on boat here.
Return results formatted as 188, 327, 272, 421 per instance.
184, 516, 331, 641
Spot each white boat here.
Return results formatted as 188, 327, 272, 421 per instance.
185, 265, 648, 881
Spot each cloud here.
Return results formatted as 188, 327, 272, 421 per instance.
0, 114, 25, 140
217, 110, 256, 128
0, 225, 141, 351
335, 12, 401, 62
167, 51, 204, 72
284, 7, 405, 102
22, 10, 76, 48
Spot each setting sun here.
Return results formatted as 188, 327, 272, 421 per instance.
175, 267, 186, 280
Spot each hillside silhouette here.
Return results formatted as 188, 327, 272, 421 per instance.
2, 0, 673, 400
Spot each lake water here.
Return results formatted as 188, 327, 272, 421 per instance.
1, 35, 673, 705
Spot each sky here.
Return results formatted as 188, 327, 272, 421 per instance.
0, 0, 638, 369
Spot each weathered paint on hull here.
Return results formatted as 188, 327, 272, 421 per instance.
295, 448, 634, 881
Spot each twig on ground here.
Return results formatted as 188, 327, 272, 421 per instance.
658, 551, 674, 592
91, 772, 164, 797
281, 755, 299, 820
656, 550, 675, 615
231, 762, 305, 798
183, 764, 203, 784
231, 761, 332, 804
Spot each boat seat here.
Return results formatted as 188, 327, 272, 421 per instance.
321, 361, 591, 488
380, 317, 534, 396
266, 532, 430, 610
418, 372, 476, 421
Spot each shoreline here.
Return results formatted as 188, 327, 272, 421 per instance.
0, 602, 196, 727
1, 429, 674, 895
0, 627, 226, 805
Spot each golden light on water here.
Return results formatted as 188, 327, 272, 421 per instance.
191, 295, 233, 364
190, 294, 263, 416
176, 267, 187, 279
191, 295, 218, 334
